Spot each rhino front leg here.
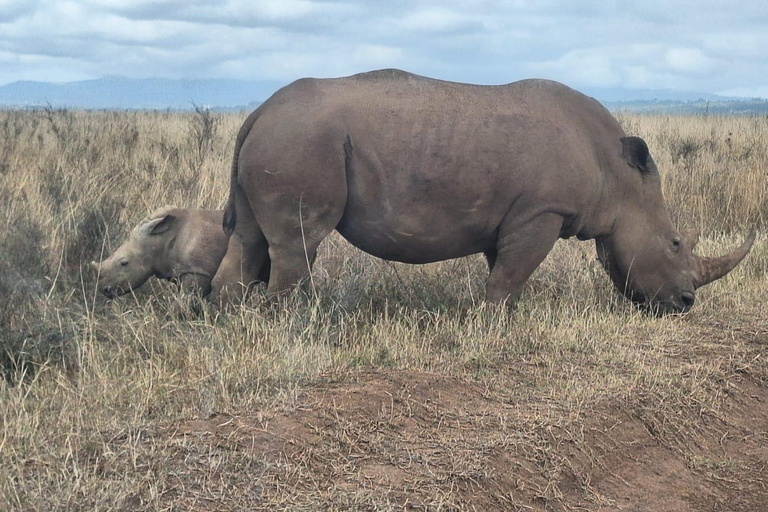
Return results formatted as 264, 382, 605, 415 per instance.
179, 273, 212, 296
485, 213, 563, 304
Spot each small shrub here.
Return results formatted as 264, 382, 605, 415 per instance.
0, 186, 78, 384
65, 196, 125, 270
189, 105, 220, 166
0, 326, 74, 385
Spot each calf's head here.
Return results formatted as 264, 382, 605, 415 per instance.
596, 137, 755, 314
91, 209, 179, 298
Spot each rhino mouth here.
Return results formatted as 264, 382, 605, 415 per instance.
102, 285, 128, 298
639, 292, 695, 316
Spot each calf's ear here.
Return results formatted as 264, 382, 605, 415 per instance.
138, 214, 175, 237
621, 136, 658, 175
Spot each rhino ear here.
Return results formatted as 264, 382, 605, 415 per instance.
621, 137, 658, 175
138, 214, 175, 237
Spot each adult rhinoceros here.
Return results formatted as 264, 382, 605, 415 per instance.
210, 69, 754, 313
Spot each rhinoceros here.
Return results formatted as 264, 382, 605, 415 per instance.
92, 206, 229, 298
210, 69, 755, 313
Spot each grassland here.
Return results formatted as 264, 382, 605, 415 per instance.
0, 108, 766, 511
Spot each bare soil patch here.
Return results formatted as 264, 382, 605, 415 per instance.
158, 367, 768, 511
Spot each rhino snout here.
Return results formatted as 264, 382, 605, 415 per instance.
680, 291, 695, 312
667, 291, 695, 314
648, 290, 695, 315
101, 284, 129, 298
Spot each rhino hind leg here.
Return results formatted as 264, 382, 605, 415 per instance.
265, 244, 317, 299
216, 234, 270, 303
264, 204, 342, 299
210, 191, 271, 306
485, 213, 563, 304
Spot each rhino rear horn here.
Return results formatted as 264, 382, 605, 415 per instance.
694, 228, 756, 288
682, 228, 700, 250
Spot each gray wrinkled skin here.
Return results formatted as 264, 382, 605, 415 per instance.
211, 69, 754, 313
93, 206, 229, 298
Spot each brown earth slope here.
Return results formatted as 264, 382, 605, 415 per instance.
153, 368, 767, 511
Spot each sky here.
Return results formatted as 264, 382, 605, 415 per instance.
1, 0, 767, 97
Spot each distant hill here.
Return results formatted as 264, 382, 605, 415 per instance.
582, 86, 741, 103
1, 76, 766, 114
604, 98, 768, 115
584, 87, 768, 114
0, 77, 284, 110
551, 86, 768, 114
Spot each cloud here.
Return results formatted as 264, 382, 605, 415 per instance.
398, 8, 484, 35
0, 0, 34, 22
701, 31, 768, 62
85, 0, 356, 33
524, 44, 719, 91
353, 45, 404, 66
526, 48, 621, 88
664, 48, 715, 74
0, 0, 766, 98
718, 86, 768, 99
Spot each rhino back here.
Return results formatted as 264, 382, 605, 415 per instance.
240, 70, 626, 263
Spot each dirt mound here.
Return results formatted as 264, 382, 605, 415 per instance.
164, 370, 768, 511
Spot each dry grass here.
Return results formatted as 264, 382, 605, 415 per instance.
0, 108, 766, 511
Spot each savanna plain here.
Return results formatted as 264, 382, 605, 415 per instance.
1, 107, 767, 511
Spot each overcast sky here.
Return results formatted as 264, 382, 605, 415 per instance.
1, 0, 767, 97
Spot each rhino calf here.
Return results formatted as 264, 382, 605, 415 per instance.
92, 206, 229, 298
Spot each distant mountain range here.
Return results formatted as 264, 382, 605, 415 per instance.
1, 76, 766, 113
0, 77, 284, 110
582, 86, 739, 103
588, 87, 768, 114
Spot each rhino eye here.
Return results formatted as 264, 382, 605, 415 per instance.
120, 260, 129, 267
671, 239, 681, 252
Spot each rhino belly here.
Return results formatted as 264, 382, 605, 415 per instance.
335, 196, 499, 264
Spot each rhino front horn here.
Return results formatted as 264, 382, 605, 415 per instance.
694, 228, 756, 288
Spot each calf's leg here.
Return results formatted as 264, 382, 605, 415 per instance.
179, 273, 211, 296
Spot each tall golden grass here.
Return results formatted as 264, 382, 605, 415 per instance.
0, 108, 766, 510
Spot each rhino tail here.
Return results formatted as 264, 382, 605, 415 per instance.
222, 187, 237, 235
223, 109, 261, 236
